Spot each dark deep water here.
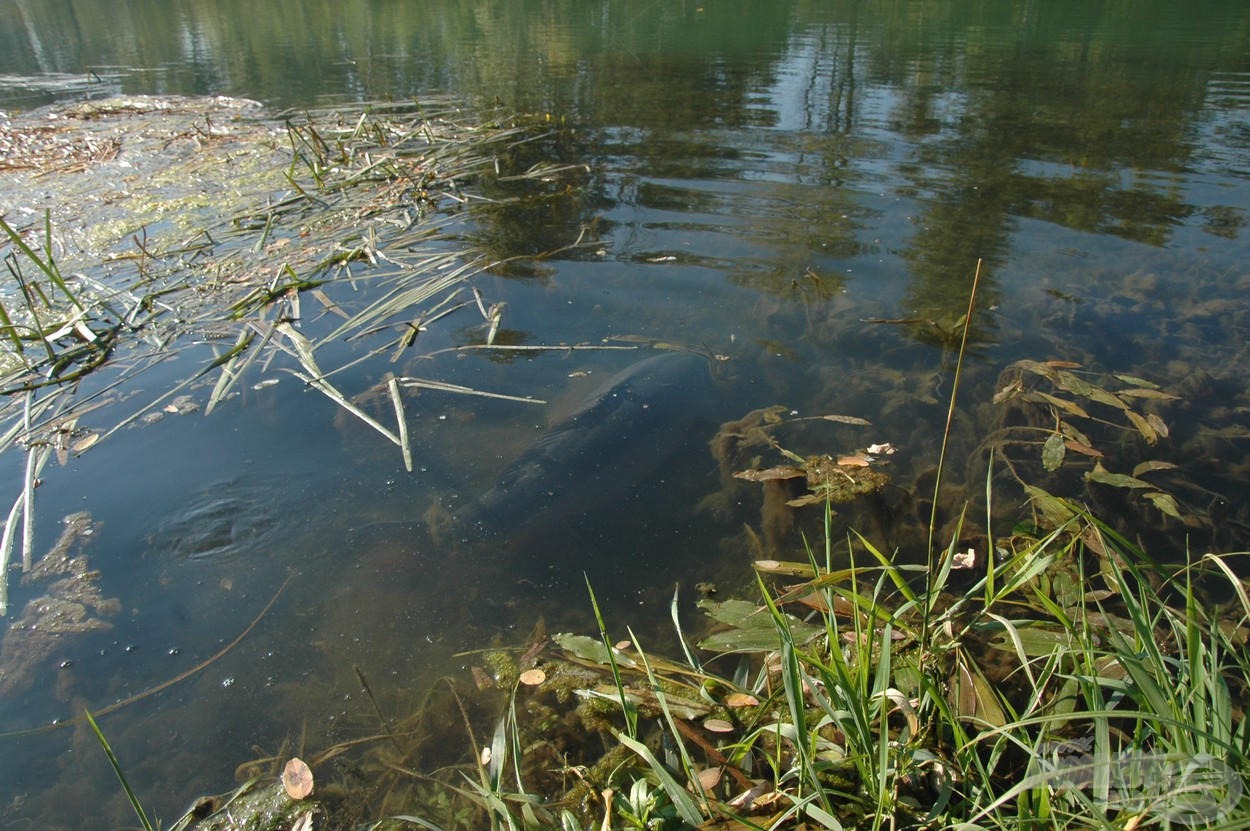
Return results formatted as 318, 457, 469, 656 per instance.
1, 1, 1250, 826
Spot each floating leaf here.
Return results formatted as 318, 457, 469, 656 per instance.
752, 560, 815, 577
518, 668, 546, 686
703, 718, 734, 733
820, 414, 871, 425
1132, 460, 1178, 478
733, 465, 804, 482
1025, 485, 1076, 526
1124, 410, 1158, 444
1086, 462, 1151, 489
697, 599, 822, 653
693, 767, 722, 793
1055, 370, 1094, 397
725, 693, 760, 708
282, 758, 314, 800
1117, 388, 1179, 400
983, 622, 1073, 657
1014, 359, 1059, 381
836, 454, 871, 467
992, 378, 1023, 404
471, 666, 494, 690
1113, 373, 1159, 389
71, 432, 100, 454
1143, 491, 1184, 521
1030, 391, 1090, 419
1064, 439, 1102, 458
950, 654, 1006, 727
1146, 413, 1169, 438
1085, 385, 1129, 410
785, 493, 828, 508
554, 633, 637, 668
1041, 433, 1066, 471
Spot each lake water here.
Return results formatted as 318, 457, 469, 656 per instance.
2, 1, 1249, 827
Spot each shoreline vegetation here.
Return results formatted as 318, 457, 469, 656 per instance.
1, 97, 1247, 829
143, 349, 1250, 830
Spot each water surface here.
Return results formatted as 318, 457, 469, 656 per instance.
1, 1, 1249, 826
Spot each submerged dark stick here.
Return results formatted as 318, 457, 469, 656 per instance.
0, 572, 295, 740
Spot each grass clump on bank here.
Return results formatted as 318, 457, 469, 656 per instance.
413, 510, 1245, 830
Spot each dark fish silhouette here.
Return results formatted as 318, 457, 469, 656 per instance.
453, 350, 718, 546
349, 351, 721, 567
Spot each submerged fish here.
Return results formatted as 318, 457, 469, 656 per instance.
350, 351, 721, 567
453, 350, 719, 546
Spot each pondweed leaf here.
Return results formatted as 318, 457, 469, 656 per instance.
1085, 385, 1129, 410
1064, 439, 1102, 458
1113, 373, 1160, 389
1041, 432, 1066, 471
1125, 410, 1159, 444
1118, 387, 1180, 400
1024, 484, 1077, 526
1031, 390, 1090, 418
1132, 460, 1178, 478
554, 633, 637, 668
696, 598, 822, 653
1086, 462, 1151, 489
1143, 491, 1184, 521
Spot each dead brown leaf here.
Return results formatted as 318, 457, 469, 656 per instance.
282, 757, 314, 800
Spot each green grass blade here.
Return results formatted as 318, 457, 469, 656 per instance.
614, 731, 704, 826
585, 576, 636, 738
83, 709, 155, 831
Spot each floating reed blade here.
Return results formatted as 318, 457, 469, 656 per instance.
387, 376, 413, 473
397, 377, 545, 405
275, 322, 402, 448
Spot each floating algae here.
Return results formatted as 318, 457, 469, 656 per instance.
0, 511, 120, 699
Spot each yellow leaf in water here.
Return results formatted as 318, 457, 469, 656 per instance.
836, 454, 871, 467
1064, 439, 1102, 458
692, 767, 722, 793
1124, 410, 1158, 445
734, 465, 805, 482
518, 669, 546, 686
471, 666, 494, 690
703, 718, 734, 733
1132, 460, 1178, 478
725, 693, 760, 708
820, 414, 871, 425
282, 757, 314, 800
71, 433, 100, 454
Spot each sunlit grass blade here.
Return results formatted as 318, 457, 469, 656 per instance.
84, 709, 155, 831
613, 731, 704, 827
585, 577, 636, 738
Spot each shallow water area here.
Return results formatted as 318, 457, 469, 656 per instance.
1, 2, 1250, 828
